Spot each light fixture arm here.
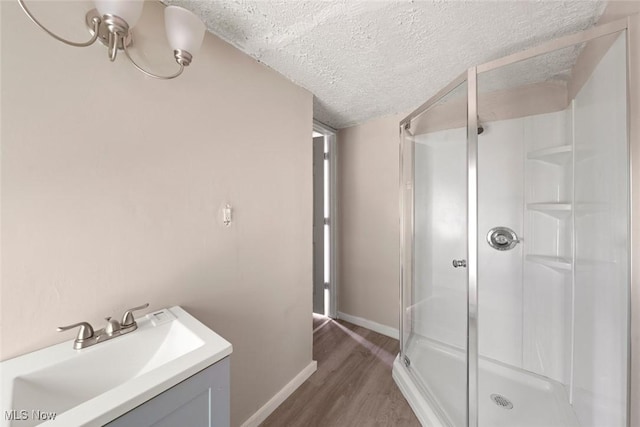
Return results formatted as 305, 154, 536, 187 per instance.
123, 43, 186, 80
17, 0, 205, 81
108, 31, 119, 62
18, 0, 101, 48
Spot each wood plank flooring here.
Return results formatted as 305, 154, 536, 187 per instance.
313, 313, 329, 330
261, 318, 421, 427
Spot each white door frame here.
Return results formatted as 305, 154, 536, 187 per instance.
313, 119, 338, 318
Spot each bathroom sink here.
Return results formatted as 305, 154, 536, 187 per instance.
0, 306, 232, 427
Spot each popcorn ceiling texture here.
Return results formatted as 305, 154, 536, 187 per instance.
165, 0, 606, 129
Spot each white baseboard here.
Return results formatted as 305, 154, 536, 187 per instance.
240, 360, 317, 427
337, 311, 399, 340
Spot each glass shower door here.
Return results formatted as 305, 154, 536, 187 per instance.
400, 77, 470, 427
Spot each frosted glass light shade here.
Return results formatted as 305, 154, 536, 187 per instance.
165, 6, 206, 55
95, 0, 144, 28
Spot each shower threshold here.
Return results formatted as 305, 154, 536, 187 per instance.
393, 336, 579, 427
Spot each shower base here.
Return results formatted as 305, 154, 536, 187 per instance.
393, 336, 579, 427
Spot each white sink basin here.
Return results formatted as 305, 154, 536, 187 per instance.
0, 306, 232, 427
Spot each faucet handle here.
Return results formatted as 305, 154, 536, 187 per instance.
57, 321, 94, 341
104, 317, 121, 335
121, 303, 150, 327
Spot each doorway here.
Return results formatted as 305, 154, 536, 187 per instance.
312, 120, 337, 319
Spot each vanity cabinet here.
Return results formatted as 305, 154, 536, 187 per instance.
106, 357, 230, 427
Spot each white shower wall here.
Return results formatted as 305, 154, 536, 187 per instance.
413, 110, 570, 375
572, 34, 628, 427
477, 118, 526, 368
522, 109, 574, 385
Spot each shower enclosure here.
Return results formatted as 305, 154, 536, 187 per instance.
393, 18, 635, 427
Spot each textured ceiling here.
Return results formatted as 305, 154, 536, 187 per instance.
164, 0, 606, 129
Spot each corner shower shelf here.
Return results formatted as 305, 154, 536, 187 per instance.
526, 145, 572, 165
574, 202, 608, 217
526, 255, 572, 272
527, 203, 572, 219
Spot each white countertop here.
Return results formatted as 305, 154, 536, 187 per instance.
0, 306, 232, 427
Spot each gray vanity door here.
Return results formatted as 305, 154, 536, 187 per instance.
106, 357, 230, 427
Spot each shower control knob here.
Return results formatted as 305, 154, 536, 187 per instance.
487, 227, 520, 251
452, 259, 467, 268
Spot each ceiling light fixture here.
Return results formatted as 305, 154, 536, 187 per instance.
17, 0, 206, 80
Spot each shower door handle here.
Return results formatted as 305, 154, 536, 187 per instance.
452, 259, 467, 268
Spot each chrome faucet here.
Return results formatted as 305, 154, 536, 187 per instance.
57, 303, 149, 350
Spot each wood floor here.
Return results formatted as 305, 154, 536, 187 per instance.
312, 313, 329, 330
261, 317, 421, 427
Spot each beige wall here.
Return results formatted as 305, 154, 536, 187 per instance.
337, 114, 401, 330
0, 2, 313, 426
